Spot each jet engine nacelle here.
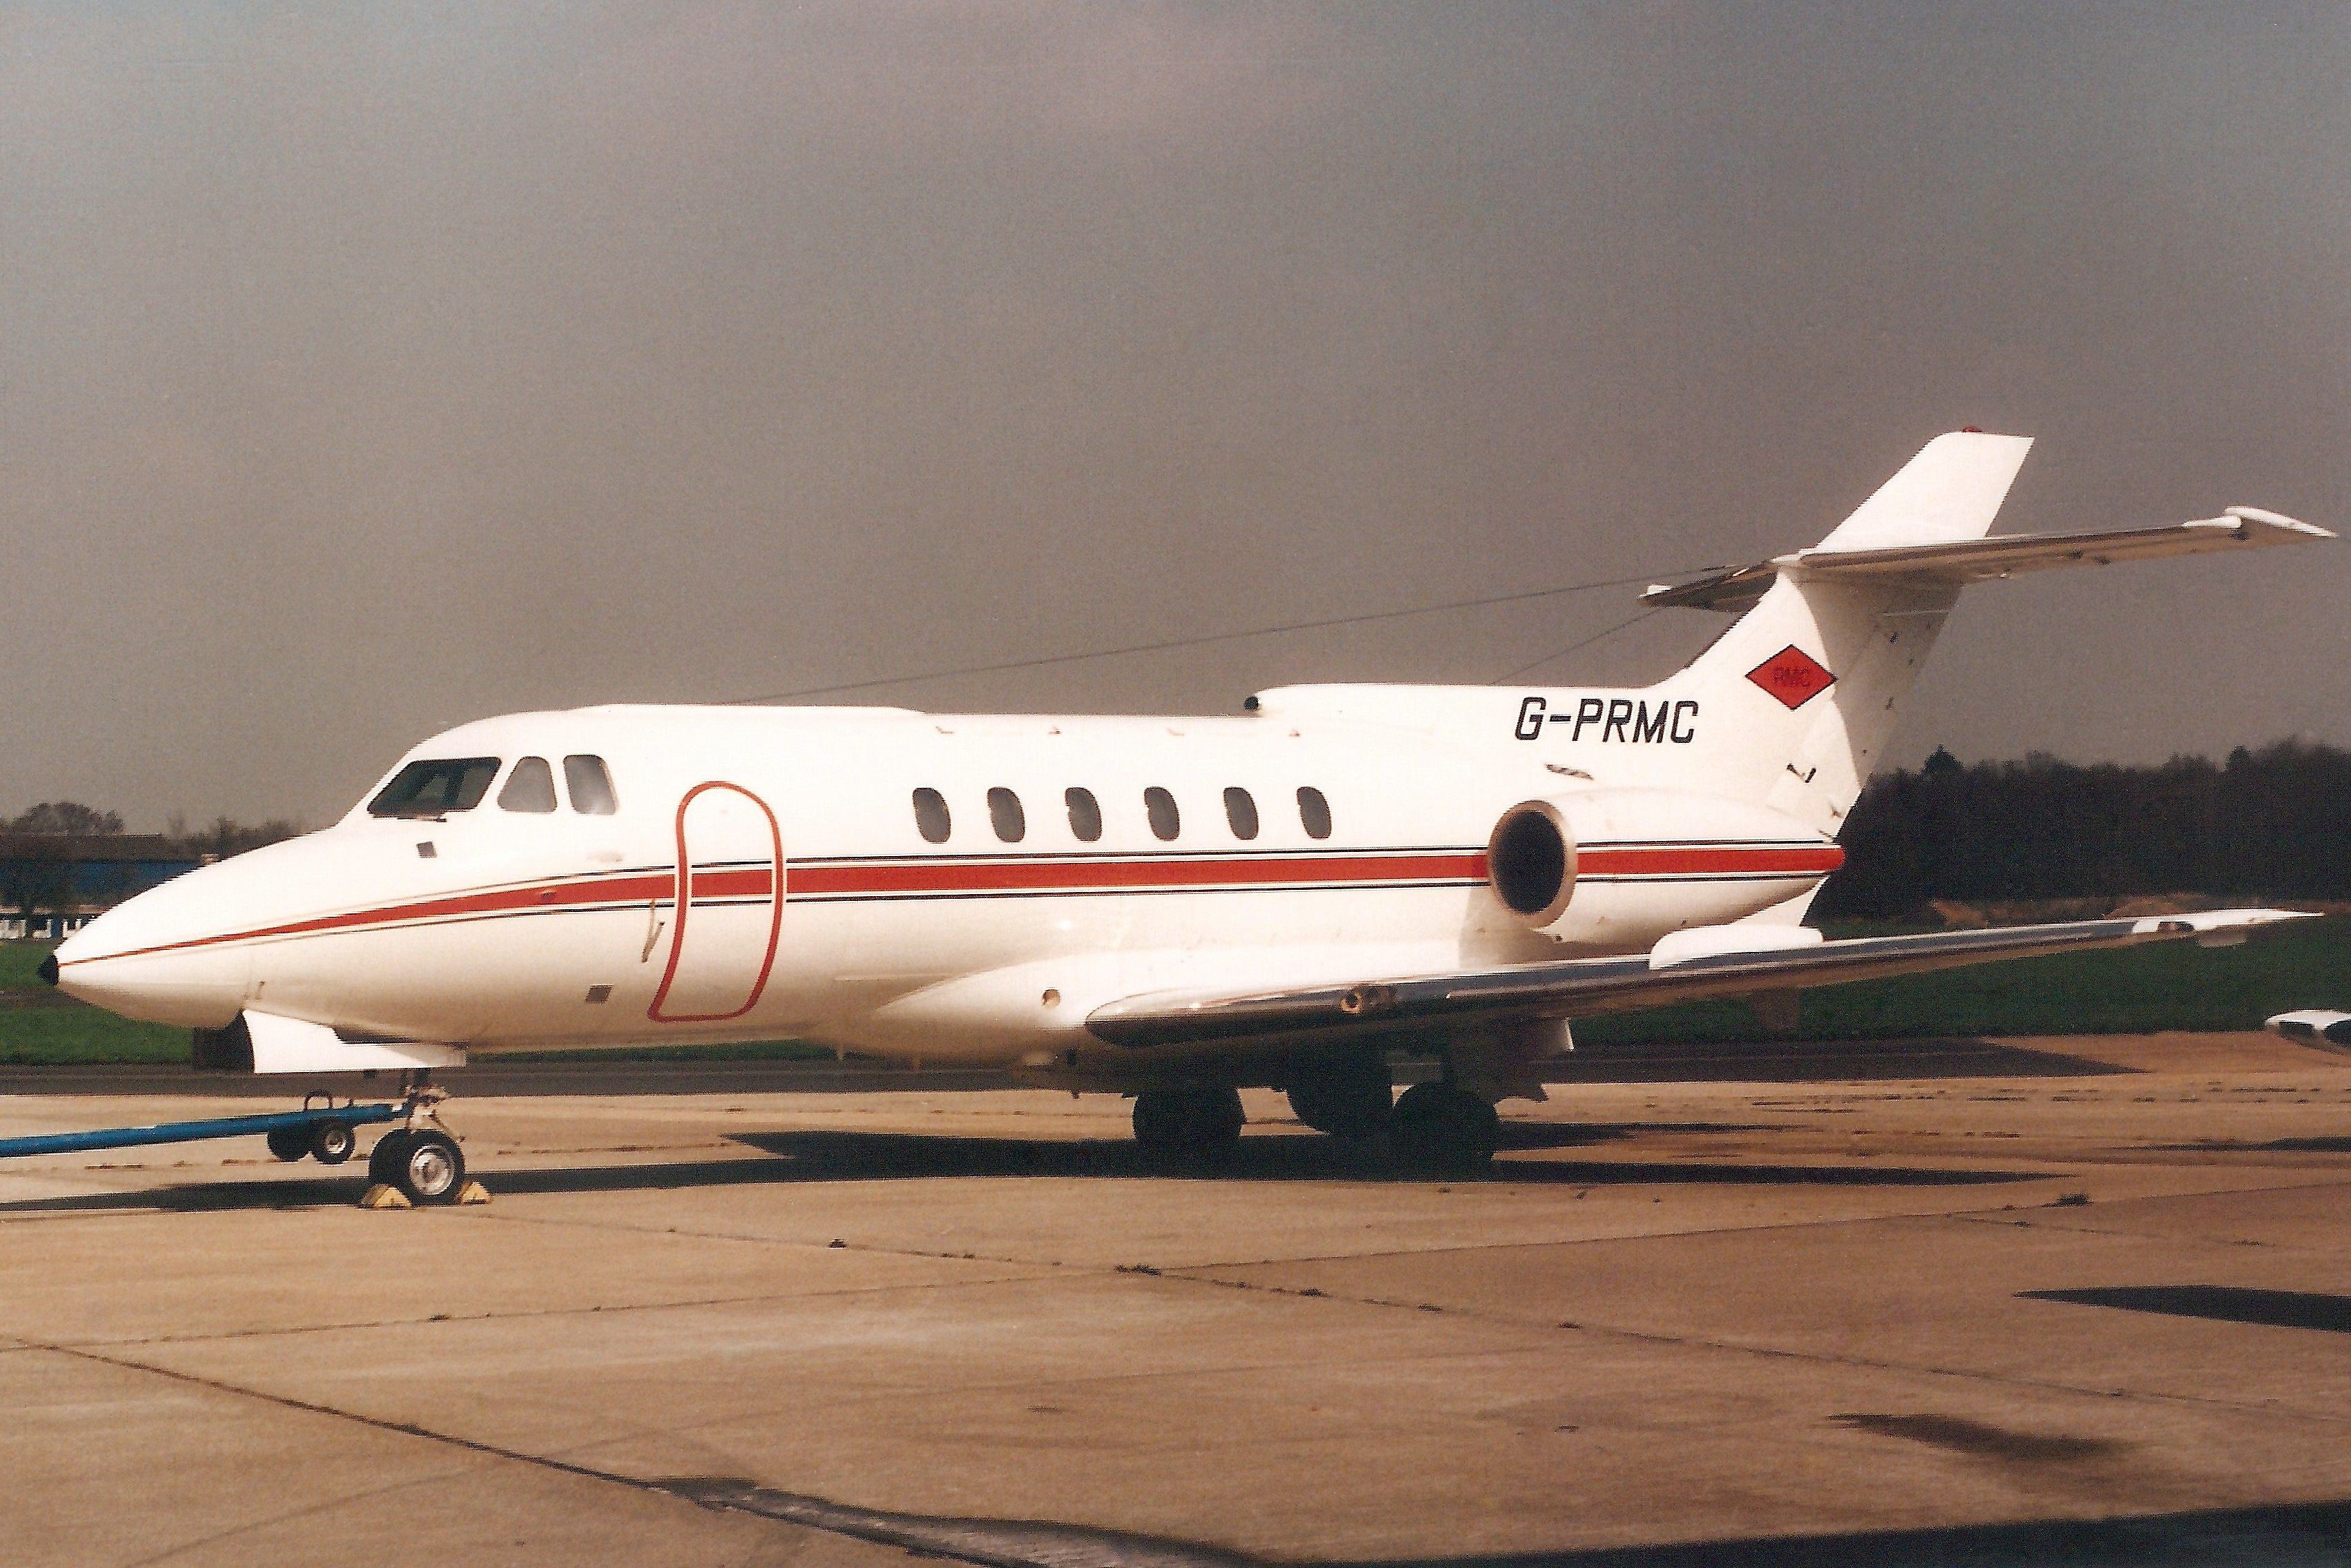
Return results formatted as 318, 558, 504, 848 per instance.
1484, 788, 1840, 946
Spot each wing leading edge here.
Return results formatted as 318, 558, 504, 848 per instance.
1085, 909, 2315, 1051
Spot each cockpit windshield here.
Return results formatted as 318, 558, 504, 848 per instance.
368, 757, 502, 819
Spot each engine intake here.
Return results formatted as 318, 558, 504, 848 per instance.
1486, 800, 1577, 927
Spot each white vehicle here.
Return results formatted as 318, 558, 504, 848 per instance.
48, 433, 2332, 1200
2268, 1011, 2351, 1052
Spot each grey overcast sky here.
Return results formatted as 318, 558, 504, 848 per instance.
4, 3, 2347, 828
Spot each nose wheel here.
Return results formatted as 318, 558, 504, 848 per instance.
364, 1075, 475, 1206
368, 1127, 466, 1203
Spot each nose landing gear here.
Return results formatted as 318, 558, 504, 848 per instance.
362, 1075, 480, 1207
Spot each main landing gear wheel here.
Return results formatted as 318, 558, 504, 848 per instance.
1390, 1083, 1501, 1174
1132, 1086, 1246, 1165
1286, 1051, 1395, 1140
370, 1128, 465, 1204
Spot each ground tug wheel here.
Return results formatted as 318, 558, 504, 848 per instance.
266, 1127, 308, 1162
308, 1119, 356, 1164
1132, 1085, 1246, 1164
1390, 1082, 1501, 1173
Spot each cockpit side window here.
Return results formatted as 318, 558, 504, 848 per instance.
368, 758, 502, 819
498, 757, 559, 813
564, 755, 620, 815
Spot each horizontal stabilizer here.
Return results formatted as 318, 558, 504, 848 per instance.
1644, 508, 2334, 613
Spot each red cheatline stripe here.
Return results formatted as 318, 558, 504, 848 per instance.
1582, 845, 1843, 877
73, 873, 681, 962
793, 852, 1486, 895
65, 842, 1840, 963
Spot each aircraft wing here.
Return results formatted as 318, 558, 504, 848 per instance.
1643, 508, 2332, 611
1085, 909, 2314, 1051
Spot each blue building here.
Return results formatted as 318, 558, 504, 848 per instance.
0, 834, 204, 940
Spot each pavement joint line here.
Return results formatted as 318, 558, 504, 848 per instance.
1577, 1319, 2351, 1428
115, 1458, 484, 1568
39, 1267, 1071, 1353
1947, 1211, 2350, 1254
469, 1204, 1096, 1275
1145, 1192, 2107, 1274
28, 1338, 1263, 1568
1145, 1270, 2351, 1431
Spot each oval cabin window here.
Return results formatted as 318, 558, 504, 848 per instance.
1223, 786, 1259, 840
1065, 787, 1103, 843
1297, 786, 1332, 840
1143, 786, 1181, 842
912, 788, 952, 844
988, 786, 1026, 843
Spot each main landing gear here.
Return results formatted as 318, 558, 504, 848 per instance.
1126, 1052, 1506, 1175
1389, 1082, 1502, 1175
364, 1074, 471, 1206
1131, 1084, 1246, 1164
1283, 1049, 1502, 1173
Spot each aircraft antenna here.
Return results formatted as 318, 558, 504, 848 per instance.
725, 566, 1725, 704
1486, 606, 1669, 685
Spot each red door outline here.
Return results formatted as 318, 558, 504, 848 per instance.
647, 780, 785, 1024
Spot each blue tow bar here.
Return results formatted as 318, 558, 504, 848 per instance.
0, 1103, 401, 1160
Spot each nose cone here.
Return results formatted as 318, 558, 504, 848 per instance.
36, 952, 57, 986
53, 862, 258, 1028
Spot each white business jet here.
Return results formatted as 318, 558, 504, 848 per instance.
48, 433, 2332, 1200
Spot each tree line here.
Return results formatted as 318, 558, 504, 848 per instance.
1817, 741, 2351, 917
2, 802, 304, 858
3, 805, 307, 925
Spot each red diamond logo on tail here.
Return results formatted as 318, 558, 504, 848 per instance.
1746, 645, 1836, 710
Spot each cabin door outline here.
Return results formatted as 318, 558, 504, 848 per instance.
648, 780, 785, 1024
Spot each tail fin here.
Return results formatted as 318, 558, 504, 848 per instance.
1666, 432, 2034, 835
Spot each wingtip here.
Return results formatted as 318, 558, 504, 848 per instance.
2128, 908, 2321, 942
2223, 506, 2336, 541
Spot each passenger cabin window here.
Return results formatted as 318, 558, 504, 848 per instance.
912, 787, 952, 844
988, 786, 1026, 843
564, 755, 619, 815
1297, 786, 1332, 840
1144, 786, 1180, 842
1223, 786, 1259, 841
498, 757, 558, 813
1065, 787, 1102, 843
369, 757, 501, 820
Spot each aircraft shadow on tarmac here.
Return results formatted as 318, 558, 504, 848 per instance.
2145, 1134, 2351, 1154
2019, 1284, 2351, 1336
0, 1120, 2051, 1213
1337, 1499, 2351, 1568
659, 1476, 2351, 1568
